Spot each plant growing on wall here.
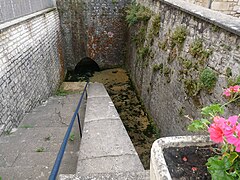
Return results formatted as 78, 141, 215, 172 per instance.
126, 2, 155, 67
126, 2, 152, 27
188, 85, 240, 179
200, 68, 217, 91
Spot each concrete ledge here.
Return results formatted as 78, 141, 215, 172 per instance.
78, 120, 138, 159
0, 8, 57, 31
150, 135, 212, 180
137, 0, 240, 36
60, 171, 150, 180
87, 83, 109, 98
75, 82, 144, 176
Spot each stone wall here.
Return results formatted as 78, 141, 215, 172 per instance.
57, 0, 130, 70
0, 8, 64, 134
126, 0, 240, 136
185, 0, 240, 17
56, 0, 87, 70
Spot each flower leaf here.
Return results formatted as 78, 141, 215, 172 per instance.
187, 119, 208, 131
206, 156, 234, 180
201, 104, 224, 117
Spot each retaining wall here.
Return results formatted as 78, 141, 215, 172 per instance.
0, 8, 64, 134
126, 0, 240, 136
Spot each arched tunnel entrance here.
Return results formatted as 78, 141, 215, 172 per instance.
65, 57, 100, 82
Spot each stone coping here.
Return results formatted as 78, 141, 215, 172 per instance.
150, 135, 212, 180
0, 7, 57, 31
138, 0, 240, 36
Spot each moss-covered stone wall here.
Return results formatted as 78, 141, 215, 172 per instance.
126, 0, 240, 136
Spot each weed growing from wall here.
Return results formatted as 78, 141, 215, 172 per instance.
126, 3, 152, 27
189, 39, 212, 65
170, 26, 187, 49
148, 15, 161, 45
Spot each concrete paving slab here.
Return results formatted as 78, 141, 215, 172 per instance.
87, 83, 109, 98
0, 91, 85, 179
78, 119, 138, 159
0, 165, 51, 180
77, 154, 144, 176
84, 97, 120, 122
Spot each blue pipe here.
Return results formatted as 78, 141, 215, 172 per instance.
49, 81, 88, 180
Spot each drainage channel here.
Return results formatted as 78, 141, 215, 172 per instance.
66, 68, 160, 169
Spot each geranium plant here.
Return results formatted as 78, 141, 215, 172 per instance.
188, 85, 240, 179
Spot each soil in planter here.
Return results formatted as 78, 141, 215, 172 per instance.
163, 145, 217, 180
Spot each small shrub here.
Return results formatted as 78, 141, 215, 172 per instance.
126, 3, 152, 26
200, 68, 217, 91
171, 26, 187, 48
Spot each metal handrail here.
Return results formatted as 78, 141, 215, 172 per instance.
49, 81, 89, 180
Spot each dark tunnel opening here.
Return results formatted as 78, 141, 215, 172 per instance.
65, 57, 100, 82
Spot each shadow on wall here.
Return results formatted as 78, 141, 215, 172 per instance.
65, 57, 100, 82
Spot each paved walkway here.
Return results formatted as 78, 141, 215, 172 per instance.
0, 93, 85, 179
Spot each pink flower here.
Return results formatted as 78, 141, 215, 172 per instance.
208, 116, 226, 143
224, 116, 238, 142
223, 85, 240, 97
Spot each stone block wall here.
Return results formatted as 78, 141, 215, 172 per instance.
126, 0, 240, 136
184, 0, 240, 17
0, 8, 64, 134
57, 0, 130, 70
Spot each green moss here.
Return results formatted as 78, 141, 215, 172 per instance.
170, 26, 187, 48
36, 147, 45, 152
152, 63, 163, 72
126, 3, 152, 26
158, 39, 168, 51
55, 89, 73, 96
181, 59, 192, 69
137, 46, 150, 61
132, 26, 147, 46
211, 25, 220, 32
178, 106, 185, 117
151, 15, 161, 37
220, 44, 232, 51
167, 47, 177, 63
146, 15, 160, 45
112, 0, 117, 5
200, 68, 217, 91
226, 67, 232, 77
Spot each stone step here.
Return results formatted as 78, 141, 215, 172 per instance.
60, 170, 150, 180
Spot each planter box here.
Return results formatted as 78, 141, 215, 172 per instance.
150, 135, 213, 180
